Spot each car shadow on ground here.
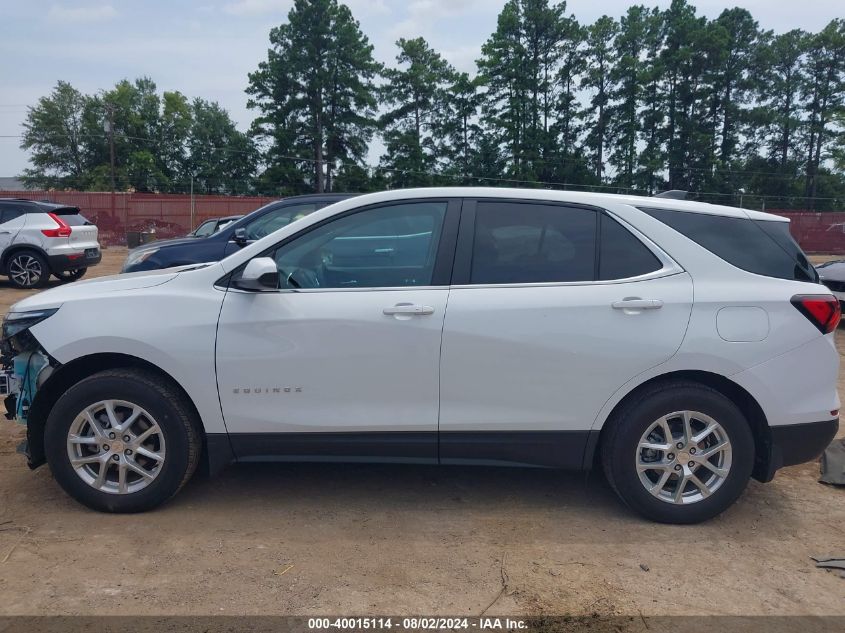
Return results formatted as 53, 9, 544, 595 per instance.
162, 461, 801, 541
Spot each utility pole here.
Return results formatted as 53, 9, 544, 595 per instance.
104, 103, 116, 221
190, 174, 195, 231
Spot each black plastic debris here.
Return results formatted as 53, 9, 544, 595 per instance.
819, 438, 845, 485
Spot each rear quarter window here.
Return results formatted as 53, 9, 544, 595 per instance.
639, 207, 817, 283
599, 214, 662, 280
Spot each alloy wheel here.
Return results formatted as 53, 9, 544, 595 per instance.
9, 255, 43, 287
635, 410, 732, 504
66, 400, 166, 495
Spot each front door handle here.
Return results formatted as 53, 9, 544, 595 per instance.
383, 303, 435, 316
612, 298, 664, 310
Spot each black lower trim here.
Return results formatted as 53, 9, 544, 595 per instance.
762, 418, 839, 481
227, 430, 593, 469
204, 433, 236, 477
229, 432, 437, 463
440, 431, 592, 469
48, 251, 101, 272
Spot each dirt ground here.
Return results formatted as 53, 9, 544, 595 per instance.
0, 248, 843, 618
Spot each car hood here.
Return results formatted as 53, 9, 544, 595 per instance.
817, 261, 845, 282
8, 266, 189, 313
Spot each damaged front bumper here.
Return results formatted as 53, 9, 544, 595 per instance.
1, 314, 60, 467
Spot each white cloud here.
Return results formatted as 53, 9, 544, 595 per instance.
222, 0, 292, 16
344, 0, 390, 16
440, 45, 479, 73
223, 0, 388, 17
386, 0, 484, 42
47, 4, 117, 22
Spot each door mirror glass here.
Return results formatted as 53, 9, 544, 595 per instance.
232, 257, 279, 291
233, 227, 248, 246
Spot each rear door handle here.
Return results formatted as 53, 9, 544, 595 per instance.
612, 298, 664, 310
383, 303, 435, 316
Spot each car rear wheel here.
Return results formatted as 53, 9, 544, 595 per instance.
7, 250, 50, 289
601, 381, 755, 524
44, 369, 201, 513
53, 268, 87, 282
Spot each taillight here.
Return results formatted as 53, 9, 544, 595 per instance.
791, 294, 841, 334
41, 212, 72, 238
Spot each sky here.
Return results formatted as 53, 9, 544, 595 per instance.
1, 0, 843, 177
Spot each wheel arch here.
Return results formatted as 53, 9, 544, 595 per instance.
1, 243, 50, 274
26, 352, 232, 476
587, 370, 773, 482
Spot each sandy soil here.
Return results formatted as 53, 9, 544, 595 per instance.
0, 248, 842, 617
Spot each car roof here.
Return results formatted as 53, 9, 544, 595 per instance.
0, 198, 80, 213
322, 187, 786, 223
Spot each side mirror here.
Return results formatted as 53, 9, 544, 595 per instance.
232, 257, 279, 291
233, 227, 248, 247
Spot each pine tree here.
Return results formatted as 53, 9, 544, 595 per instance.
246, 0, 379, 194
802, 19, 845, 204
379, 37, 455, 187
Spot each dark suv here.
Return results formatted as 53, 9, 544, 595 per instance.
122, 194, 352, 273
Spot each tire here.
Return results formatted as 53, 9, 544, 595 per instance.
601, 380, 755, 524
53, 268, 87, 282
44, 369, 201, 513
6, 250, 51, 289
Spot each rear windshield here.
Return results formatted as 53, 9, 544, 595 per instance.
639, 207, 817, 283
50, 206, 92, 226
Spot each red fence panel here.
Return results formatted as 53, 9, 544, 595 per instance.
0, 190, 276, 245
3, 192, 845, 254
770, 211, 845, 254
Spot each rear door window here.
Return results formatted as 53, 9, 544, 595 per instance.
470, 201, 597, 284
0, 204, 25, 224
640, 207, 816, 282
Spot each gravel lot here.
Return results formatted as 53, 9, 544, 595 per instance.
0, 247, 843, 617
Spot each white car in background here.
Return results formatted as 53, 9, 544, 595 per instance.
0, 187, 838, 523
0, 198, 101, 288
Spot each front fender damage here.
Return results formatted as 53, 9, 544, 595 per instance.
1, 328, 58, 468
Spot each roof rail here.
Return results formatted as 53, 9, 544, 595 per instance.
653, 190, 688, 200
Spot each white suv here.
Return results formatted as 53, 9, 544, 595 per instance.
0, 188, 838, 523
0, 198, 101, 289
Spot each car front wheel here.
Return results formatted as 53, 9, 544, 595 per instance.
44, 369, 201, 513
601, 381, 755, 524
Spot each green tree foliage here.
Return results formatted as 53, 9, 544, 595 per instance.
379, 37, 455, 187
21, 78, 255, 193
477, 0, 569, 183
18, 1, 845, 209
20, 81, 90, 189
802, 19, 845, 203
580, 15, 618, 182
246, 0, 379, 194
